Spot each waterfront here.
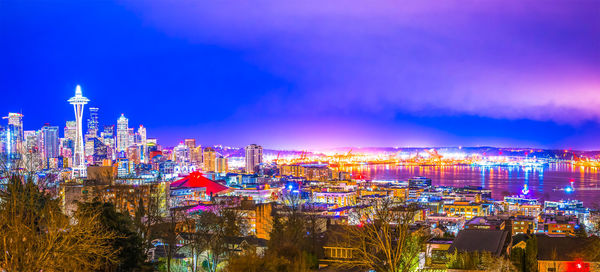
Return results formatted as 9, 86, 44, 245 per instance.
344, 163, 600, 206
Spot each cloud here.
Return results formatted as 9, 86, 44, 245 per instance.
120, 0, 600, 124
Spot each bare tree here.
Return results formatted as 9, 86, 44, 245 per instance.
0, 174, 117, 271
333, 199, 427, 272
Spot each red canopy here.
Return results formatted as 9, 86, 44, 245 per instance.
170, 171, 230, 195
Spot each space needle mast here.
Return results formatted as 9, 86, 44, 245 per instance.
68, 85, 89, 178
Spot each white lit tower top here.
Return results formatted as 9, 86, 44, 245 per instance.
68, 85, 89, 178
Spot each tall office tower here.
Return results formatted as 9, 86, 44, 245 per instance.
2, 113, 24, 158
116, 114, 129, 153
245, 144, 263, 174
86, 107, 99, 138
184, 139, 201, 163
68, 85, 89, 177
41, 125, 59, 160
24, 130, 39, 152
101, 125, 115, 159
203, 147, 216, 172
216, 156, 228, 173
64, 121, 76, 141
173, 142, 189, 164
23, 130, 43, 170
138, 125, 147, 163
185, 139, 196, 149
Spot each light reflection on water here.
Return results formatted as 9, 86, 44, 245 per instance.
338, 163, 600, 206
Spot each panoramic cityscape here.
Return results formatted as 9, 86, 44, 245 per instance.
1, 1, 600, 272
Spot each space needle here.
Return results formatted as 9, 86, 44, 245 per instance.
68, 85, 89, 178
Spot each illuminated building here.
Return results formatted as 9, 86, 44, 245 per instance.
509, 216, 536, 235
41, 125, 59, 160
536, 235, 600, 272
245, 144, 263, 174
503, 196, 542, 217
67, 85, 89, 177
173, 142, 190, 164
127, 145, 141, 164
203, 147, 216, 172
169, 172, 230, 206
86, 107, 99, 138
138, 125, 147, 163
539, 215, 577, 236
238, 200, 273, 240
303, 164, 332, 181
280, 164, 304, 177
465, 216, 506, 231
216, 156, 228, 173
184, 139, 202, 164
443, 201, 489, 220
64, 121, 76, 141
1, 113, 24, 159
116, 114, 129, 153
23, 130, 43, 170
424, 238, 454, 269
279, 164, 332, 181
87, 137, 108, 165
100, 125, 115, 158
312, 191, 357, 207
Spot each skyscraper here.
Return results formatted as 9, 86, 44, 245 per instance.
203, 147, 216, 172
216, 156, 228, 173
185, 139, 202, 164
67, 85, 89, 177
100, 125, 115, 159
2, 113, 24, 158
64, 121, 76, 141
41, 125, 59, 160
86, 107, 99, 138
116, 114, 129, 153
245, 144, 263, 174
138, 125, 147, 163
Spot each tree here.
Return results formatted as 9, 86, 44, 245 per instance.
333, 199, 427, 272
154, 209, 187, 272
510, 247, 526, 272
193, 205, 247, 272
447, 251, 514, 272
0, 174, 117, 271
77, 201, 147, 271
525, 235, 538, 272
264, 192, 324, 271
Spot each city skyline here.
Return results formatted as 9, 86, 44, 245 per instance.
2, 0, 599, 150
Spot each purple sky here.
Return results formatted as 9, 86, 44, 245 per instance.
1, 0, 599, 149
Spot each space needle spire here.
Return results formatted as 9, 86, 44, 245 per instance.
68, 85, 89, 178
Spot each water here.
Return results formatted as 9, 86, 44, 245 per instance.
340, 163, 600, 207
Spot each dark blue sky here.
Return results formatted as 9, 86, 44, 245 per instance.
1, 0, 599, 150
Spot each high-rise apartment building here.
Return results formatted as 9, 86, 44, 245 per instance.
116, 114, 129, 153
185, 139, 202, 164
138, 125, 147, 163
216, 156, 228, 173
64, 121, 76, 141
173, 142, 189, 164
203, 147, 216, 172
100, 125, 115, 159
245, 144, 263, 174
2, 113, 24, 158
87, 107, 99, 138
41, 125, 59, 160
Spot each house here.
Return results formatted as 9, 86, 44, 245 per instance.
448, 229, 511, 256
536, 235, 600, 272
424, 237, 454, 269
